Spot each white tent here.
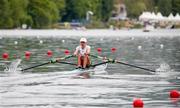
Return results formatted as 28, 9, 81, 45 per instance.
174, 13, 180, 22
139, 12, 160, 21
139, 12, 180, 22
150, 12, 157, 20
139, 12, 153, 21
156, 12, 164, 21
167, 13, 175, 21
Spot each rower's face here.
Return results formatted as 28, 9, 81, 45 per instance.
80, 41, 86, 47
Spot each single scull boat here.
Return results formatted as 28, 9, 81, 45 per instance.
20, 54, 156, 78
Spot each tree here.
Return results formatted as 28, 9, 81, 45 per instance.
125, 0, 146, 18
157, 0, 172, 16
172, 0, 180, 15
62, 0, 102, 22
0, 0, 13, 28
144, 0, 155, 12
52, 0, 66, 21
101, 0, 114, 22
9, 0, 32, 28
62, 0, 90, 21
28, 0, 59, 28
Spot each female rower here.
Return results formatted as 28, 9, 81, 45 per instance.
74, 38, 91, 69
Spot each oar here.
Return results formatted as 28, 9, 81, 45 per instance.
21, 62, 50, 71
57, 61, 77, 66
89, 54, 156, 73
91, 61, 110, 67
114, 60, 156, 72
21, 55, 74, 71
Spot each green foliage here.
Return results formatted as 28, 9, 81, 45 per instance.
144, 0, 155, 11
0, 0, 179, 29
101, 0, 114, 22
172, 0, 180, 15
0, 0, 33, 28
28, 0, 59, 28
125, 0, 146, 18
62, 0, 102, 21
157, 0, 172, 16
0, 0, 13, 28
52, 0, 66, 20
9, 0, 31, 28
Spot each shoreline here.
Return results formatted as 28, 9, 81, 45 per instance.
0, 29, 180, 38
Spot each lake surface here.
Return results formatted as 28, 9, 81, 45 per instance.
0, 35, 180, 108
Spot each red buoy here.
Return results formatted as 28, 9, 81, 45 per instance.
25, 51, 31, 57
97, 48, 102, 53
111, 47, 117, 53
64, 49, 70, 55
170, 90, 180, 99
170, 90, 180, 103
133, 98, 144, 108
2, 53, 9, 60
25, 51, 31, 60
47, 50, 53, 57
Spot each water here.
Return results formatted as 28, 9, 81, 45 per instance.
0, 35, 180, 108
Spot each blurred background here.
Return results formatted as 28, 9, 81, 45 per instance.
0, 0, 180, 30
0, 1, 180, 108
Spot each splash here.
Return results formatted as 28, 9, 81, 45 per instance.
156, 62, 173, 72
4, 59, 22, 72
93, 64, 108, 75
155, 62, 176, 78
0, 63, 9, 71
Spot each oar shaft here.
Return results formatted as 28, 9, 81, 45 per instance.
116, 61, 156, 72
91, 61, 110, 67
89, 54, 103, 59
58, 61, 77, 66
21, 62, 50, 71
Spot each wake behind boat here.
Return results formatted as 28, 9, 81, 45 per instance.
70, 64, 107, 79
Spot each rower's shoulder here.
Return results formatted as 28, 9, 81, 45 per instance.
76, 45, 80, 49
87, 45, 91, 49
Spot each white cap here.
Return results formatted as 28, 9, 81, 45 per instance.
80, 38, 87, 43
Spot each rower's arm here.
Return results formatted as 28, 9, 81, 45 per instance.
74, 47, 79, 56
86, 46, 91, 55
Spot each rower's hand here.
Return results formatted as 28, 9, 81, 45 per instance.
73, 52, 78, 56
50, 58, 57, 63
108, 58, 116, 63
73, 54, 77, 57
